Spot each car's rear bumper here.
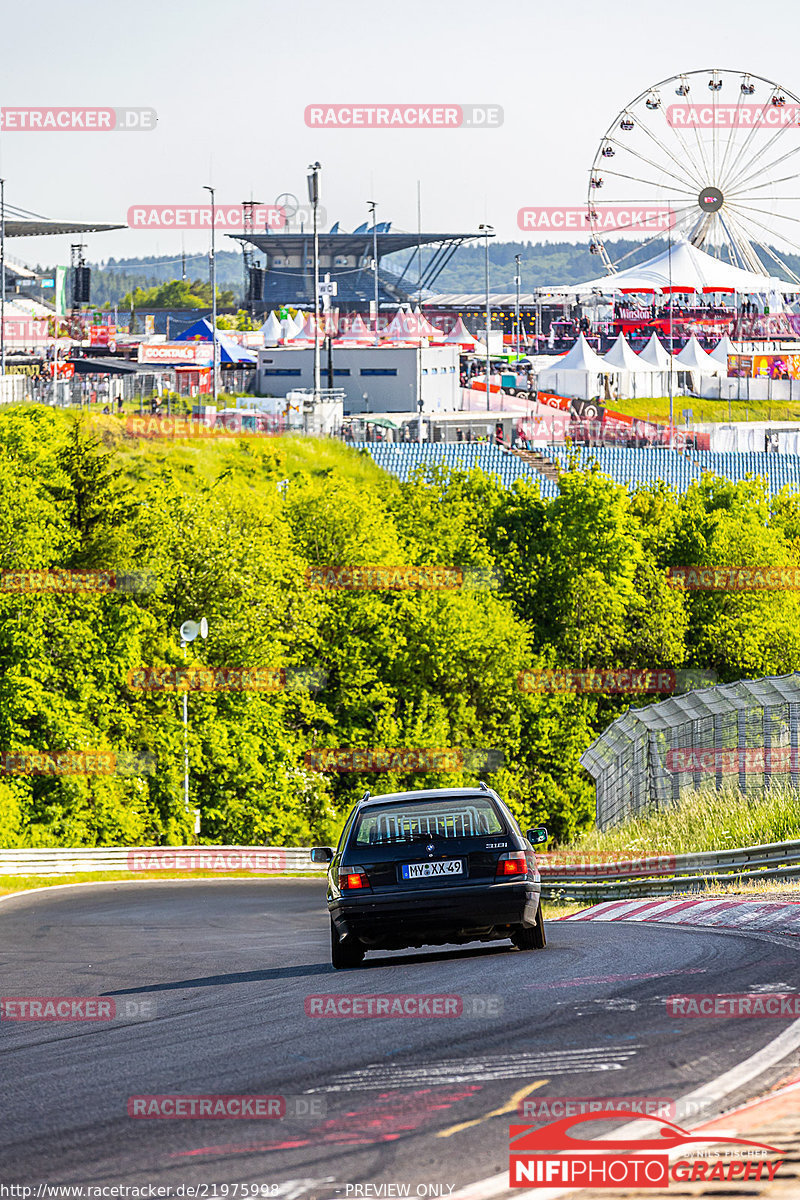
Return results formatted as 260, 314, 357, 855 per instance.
329, 879, 540, 949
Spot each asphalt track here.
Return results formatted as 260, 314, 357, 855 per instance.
1, 879, 800, 1197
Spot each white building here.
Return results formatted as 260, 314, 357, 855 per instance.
256, 345, 460, 414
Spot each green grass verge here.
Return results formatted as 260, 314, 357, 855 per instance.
609, 394, 800, 425
566, 784, 800, 857
86, 421, 391, 496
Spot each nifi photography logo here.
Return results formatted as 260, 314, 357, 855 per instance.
508, 1111, 783, 1188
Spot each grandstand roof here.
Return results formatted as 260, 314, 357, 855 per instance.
6, 219, 124, 237
230, 231, 479, 256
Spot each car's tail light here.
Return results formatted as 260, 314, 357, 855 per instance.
338, 866, 370, 890
496, 851, 528, 877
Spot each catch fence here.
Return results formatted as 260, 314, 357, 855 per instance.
581, 673, 800, 829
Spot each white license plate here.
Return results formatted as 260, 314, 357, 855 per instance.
401, 859, 463, 880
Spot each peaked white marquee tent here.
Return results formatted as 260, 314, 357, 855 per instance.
537, 333, 618, 400
674, 335, 721, 376
548, 238, 798, 299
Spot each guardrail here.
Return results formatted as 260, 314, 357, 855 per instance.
536, 838, 800, 901
1, 840, 798, 901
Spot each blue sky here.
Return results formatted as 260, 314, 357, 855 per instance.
3, 0, 800, 268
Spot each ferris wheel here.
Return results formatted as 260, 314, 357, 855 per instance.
587, 68, 800, 284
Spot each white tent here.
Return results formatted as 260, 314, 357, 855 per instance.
537, 333, 618, 401
384, 309, 422, 341
259, 311, 282, 344
602, 333, 661, 398
709, 334, 737, 365
674, 335, 721, 375
296, 313, 318, 341
638, 333, 674, 370
414, 306, 442, 337
347, 313, 373, 341
603, 332, 657, 372
634, 333, 677, 398
547, 238, 797, 299
439, 316, 478, 348
290, 310, 306, 336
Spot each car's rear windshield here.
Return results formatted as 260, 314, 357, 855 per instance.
353, 796, 506, 846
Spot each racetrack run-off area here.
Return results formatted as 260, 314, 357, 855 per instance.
2, 879, 800, 1196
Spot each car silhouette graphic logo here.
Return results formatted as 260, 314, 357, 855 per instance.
510, 1111, 780, 1154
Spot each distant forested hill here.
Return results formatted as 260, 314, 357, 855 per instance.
31, 239, 800, 308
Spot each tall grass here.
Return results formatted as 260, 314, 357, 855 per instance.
610, 395, 800, 425
568, 784, 800, 856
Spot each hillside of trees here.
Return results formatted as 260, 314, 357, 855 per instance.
35, 239, 800, 309
2, 408, 800, 850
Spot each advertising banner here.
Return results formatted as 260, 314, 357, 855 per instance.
137, 343, 213, 365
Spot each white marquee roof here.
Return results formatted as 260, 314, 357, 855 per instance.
547, 238, 797, 297
709, 334, 738, 364
538, 332, 611, 374
674, 334, 721, 375
603, 332, 658, 372
637, 333, 674, 369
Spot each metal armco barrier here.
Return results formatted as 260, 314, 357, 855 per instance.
0, 839, 799, 903
537, 837, 800, 902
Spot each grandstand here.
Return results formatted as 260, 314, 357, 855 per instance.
354, 442, 559, 498
231, 228, 480, 311
355, 441, 800, 500
546, 446, 800, 498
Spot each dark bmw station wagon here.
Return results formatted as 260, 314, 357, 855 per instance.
311, 783, 549, 968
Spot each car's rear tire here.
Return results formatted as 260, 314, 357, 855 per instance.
511, 904, 546, 950
330, 918, 366, 969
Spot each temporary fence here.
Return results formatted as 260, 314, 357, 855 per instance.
581, 673, 800, 830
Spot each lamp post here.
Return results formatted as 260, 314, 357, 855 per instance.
179, 617, 208, 836
308, 163, 321, 397
368, 200, 379, 345
479, 224, 494, 412
203, 186, 218, 407
514, 253, 521, 361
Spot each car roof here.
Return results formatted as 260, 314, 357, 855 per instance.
358, 787, 500, 810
